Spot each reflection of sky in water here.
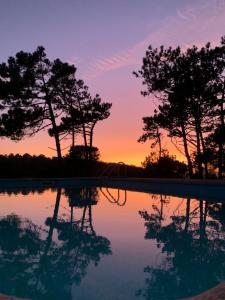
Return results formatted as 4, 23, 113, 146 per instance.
0, 187, 224, 300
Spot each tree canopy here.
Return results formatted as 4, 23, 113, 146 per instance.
0, 46, 112, 161
135, 37, 225, 178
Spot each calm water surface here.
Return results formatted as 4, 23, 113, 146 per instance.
0, 186, 225, 300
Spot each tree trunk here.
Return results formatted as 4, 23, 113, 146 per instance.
76, 97, 88, 147
195, 119, 203, 178
44, 188, 61, 256
72, 129, 75, 148
200, 129, 209, 178
199, 200, 204, 242
47, 100, 62, 160
218, 84, 225, 178
89, 123, 96, 148
76, 96, 89, 159
70, 206, 73, 224
41, 65, 62, 160
88, 205, 95, 235
157, 127, 162, 160
81, 206, 87, 230
82, 124, 88, 147
203, 201, 208, 228
181, 121, 193, 178
185, 198, 190, 232
160, 195, 164, 224
218, 137, 223, 179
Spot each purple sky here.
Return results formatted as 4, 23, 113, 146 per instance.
1, 0, 225, 165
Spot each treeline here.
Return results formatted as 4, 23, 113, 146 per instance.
0, 151, 144, 178
135, 37, 225, 178
0, 47, 111, 160
142, 152, 188, 178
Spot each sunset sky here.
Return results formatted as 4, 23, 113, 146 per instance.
1, 0, 225, 166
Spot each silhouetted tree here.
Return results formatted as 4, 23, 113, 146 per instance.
0, 47, 78, 160
142, 152, 187, 178
49, 78, 89, 149
138, 114, 163, 160
54, 79, 112, 157
134, 45, 194, 177
83, 95, 112, 149
67, 145, 100, 161
0, 47, 111, 161
204, 37, 225, 178
134, 38, 225, 178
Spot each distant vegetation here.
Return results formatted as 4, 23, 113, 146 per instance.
0, 153, 144, 178
135, 37, 225, 178
142, 152, 187, 178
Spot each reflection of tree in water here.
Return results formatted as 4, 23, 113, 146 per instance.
138, 196, 225, 300
0, 214, 44, 298
140, 195, 169, 242
0, 187, 111, 300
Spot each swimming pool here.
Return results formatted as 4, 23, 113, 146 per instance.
0, 180, 224, 300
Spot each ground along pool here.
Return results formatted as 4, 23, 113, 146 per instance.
0, 180, 225, 300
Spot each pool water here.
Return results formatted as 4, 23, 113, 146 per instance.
0, 186, 225, 300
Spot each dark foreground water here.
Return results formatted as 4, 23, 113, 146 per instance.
0, 186, 225, 300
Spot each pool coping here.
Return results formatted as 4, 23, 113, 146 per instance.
0, 177, 225, 202
0, 177, 224, 184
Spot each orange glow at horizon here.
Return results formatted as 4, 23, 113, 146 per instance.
0, 107, 186, 166
0, 0, 224, 168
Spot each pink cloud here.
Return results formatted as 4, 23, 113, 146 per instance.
82, 0, 225, 81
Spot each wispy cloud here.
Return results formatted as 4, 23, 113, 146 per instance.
176, 4, 197, 21
83, 44, 143, 80
81, 0, 225, 81
176, 9, 190, 21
